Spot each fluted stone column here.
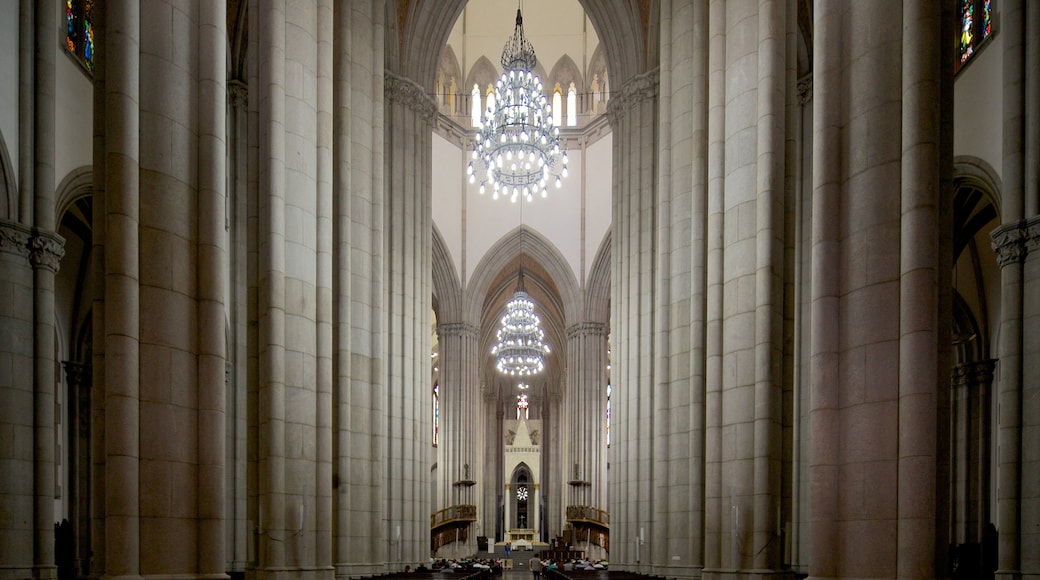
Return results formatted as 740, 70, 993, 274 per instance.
563, 322, 608, 554
950, 360, 996, 546
251, 0, 332, 575
30, 0, 61, 578
809, 2, 946, 578
654, 1, 708, 577
437, 321, 481, 552
0, 221, 42, 578
332, 1, 386, 577
607, 68, 658, 571
94, 1, 229, 576
384, 70, 436, 568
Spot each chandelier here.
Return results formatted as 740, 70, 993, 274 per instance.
466, 5, 568, 203
492, 270, 550, 376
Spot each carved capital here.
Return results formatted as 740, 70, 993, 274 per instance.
1025, 215, 1040, 254
228, 79, 248, 108
951, 359, 996, 389
991, 220, 1028, 268
438, 321, 479, 340
0, 219, 32, 260
385, 71, 439, 122
606, 69, 659, 127
62, 360, 92, 390
566, 321, 607, 340
30, 230, 66, 272
798, 74, 813, 105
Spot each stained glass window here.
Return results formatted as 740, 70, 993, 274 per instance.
65, 0, 95, 72
957, 0, 994, 73
517, 393, 529, 420
552, 84, 563, 128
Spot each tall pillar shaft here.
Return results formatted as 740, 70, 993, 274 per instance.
654, 2, 708, 576
607, 69, 658, 571
383, 70, 436, 568
809, 2, 946, 578
438, 322, 480, 519
31, 0, 60, 577
332, 2, 386, 575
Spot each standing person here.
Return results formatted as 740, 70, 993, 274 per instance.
529, 555, 542, 580
505, 541, 511, 559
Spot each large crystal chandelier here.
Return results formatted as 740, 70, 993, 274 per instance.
492, 270, 551, 376
466, 5, 568, 203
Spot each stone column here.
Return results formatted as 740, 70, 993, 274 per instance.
950, 360, 996, 545
384, 69, 436, 568
563, 322, 608, 544
0, 220, 37, 578
61, 361, 92, 577
332, 1, 386, 576
809, 2, 946, 578
102, 1, 141, 575
653, 2, 708, 576
31, 0, 61, 577
607, 68, 658, 571
437, 321, 480, 550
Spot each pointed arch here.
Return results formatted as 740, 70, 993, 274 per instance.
401, 0, 653, 91
0, 129, 14, 220
586, 229, 611, 324
432, 224, 462, 322
547, 54, 584, 96
465, 226, 581, 327
463, 55, 500, 101
55, 166, 94, 229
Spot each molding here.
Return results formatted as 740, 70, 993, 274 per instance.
605, 68, 659, 127
385, 71, 439, 122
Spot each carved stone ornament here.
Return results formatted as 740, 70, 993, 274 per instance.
384, 71, 439, 122
566, 321, 606, 340
228, 79, 248, 108
798, 75, 813, 105
1025, 215, 1040, 253
606, 68, 659, 127
0, 219, 32, 259
990, 220, 1028, 268
30, 230, 66, 272
438, 322, 478, 340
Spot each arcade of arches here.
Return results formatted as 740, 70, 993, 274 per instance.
1, 1, 1038, 580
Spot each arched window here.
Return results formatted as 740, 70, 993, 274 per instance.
552, 83, 563, 127
567, 82, 577, 127
606, 344, 611, 446
65, 0, 95, 72
485, 83, 497, 124
471, 84, 482, 127
956, 0, 993, 73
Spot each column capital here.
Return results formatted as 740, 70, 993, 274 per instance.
798, 74, 813, 105
566, 321, 607, 339
951, 359, 997, 388
29, 230, 65, 272
228, 79, 248, 107
606, 68, 659, 127
385, 71, 438, 122
0, 219, 32, 260
438, 321, 479, 340
990, 218, 1034, 268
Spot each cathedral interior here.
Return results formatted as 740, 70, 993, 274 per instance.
0, 1, 1038, 579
